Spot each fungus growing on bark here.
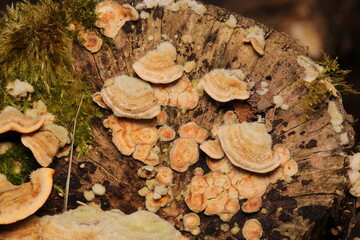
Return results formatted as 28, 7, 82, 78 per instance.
241, 196, 263, 213
159, 125, 176, 142
170, 138, 199, 172
178, 122, 208, 144
21, 124, 71, 167
297, 55, 324, 83
0, 106, 44, 134
152, 75, 199, 109
103, 115, 159, 165
133, 42, 183, 84
242, 219, 263, 240
100, 75, 160, 119
95, 1, 139, 39
0, 168, 54, 224
218, 122, 281, 173
199, 69, 249, 102
243, 26, 266, 56
78, 30, 103, 53
200, 138, 224, 159
155, 167, 174, 185
183, 212, 201, 235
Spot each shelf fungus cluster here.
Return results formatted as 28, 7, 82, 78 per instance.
183, 115, 297, 224
0, 81, 72, 225
0, 168, 54, 224
0, 206, 187, 240
86, 10, 300, 239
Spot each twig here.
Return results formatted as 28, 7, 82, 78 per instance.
63, 95, 84, 212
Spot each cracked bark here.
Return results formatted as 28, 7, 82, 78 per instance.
42, 2, 355, 240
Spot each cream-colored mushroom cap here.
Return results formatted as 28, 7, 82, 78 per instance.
0, 168, 54, 224
218, 122, 281, 173
297, 55, 324, 83
132, 41, 183, 84
199, 69, 249, 102
243, 26, 266, 56
200, 138, 224, 159
101, 75, 160, 119
95, 1, 139, 39
0, 106, 44, 134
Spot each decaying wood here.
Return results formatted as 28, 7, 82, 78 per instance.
24, 2, 355, 239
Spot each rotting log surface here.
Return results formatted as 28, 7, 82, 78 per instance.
38, 2, 355, 240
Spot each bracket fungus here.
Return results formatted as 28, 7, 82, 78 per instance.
133, 41, 183, 84
21, 124, 71, 167
152, 75, 199, 109
95, 1, 139, 39
243, 26, 266, 56
0, 206, 186, 240
0, 168, 54, 224
218, 122, 281, 173
170, 138, 199, 172
200, 138, 225, 159
297, 55, 324, 83
0, 106, 44, 134
103, 115, 160, 165
199, 69, 250, 102
100, 75, 161, 119
159, 125, 176, 142
184, 170, 241, 221
78, 30, 103, 53
178, 122, 208, 144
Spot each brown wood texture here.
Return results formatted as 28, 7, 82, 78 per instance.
41, 2, 355, 240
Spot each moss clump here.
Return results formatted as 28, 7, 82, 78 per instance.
296, 54, 359, 120
0, 0, 102, 182
0, 141, 39, 185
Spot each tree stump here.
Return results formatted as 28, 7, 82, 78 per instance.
41, 1, 355, 239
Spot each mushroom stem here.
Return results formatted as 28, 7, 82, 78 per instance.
63, 95, 84, 212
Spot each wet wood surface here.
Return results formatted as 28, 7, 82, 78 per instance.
41, 2, 355, 239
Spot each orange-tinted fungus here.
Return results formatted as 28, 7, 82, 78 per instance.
155, 167, 173, 185
159, 125, 176, 142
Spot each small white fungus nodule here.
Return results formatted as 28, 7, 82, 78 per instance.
225, 14, 237, 28
327, 101, 343, 133
92, 183, 106, 196
84, 190, 95, 201
6, 79, 34, 98
350, 153, 360, 171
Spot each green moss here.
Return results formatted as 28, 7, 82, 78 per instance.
296, 54, 359, 120
0, 142, 39, 185
0, 0, 103, 181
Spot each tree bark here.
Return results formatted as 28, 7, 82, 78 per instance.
41, 2, 355, 239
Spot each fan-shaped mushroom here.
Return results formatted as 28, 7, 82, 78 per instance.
0, 168, 54, 224
199, 69, 249, 102
101, 75, 161, 119
133, 41, 183, 84
218, 122, 281, 173
297, 55, 324, 83
200, 138, 224, 159
95, 1, 139, 39
21, 124, 71, 167
0, 106, 44, 134
243, 26, 266, 56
